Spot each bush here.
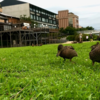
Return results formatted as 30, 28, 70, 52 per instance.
93, 34, 98, 40
67, 34, 98, 41
67, 35, 75, 41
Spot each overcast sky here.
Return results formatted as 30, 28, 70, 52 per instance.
1, 0, 100, 30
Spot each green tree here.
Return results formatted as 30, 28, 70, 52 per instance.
86, 26, 94, 30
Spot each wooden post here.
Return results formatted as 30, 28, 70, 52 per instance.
10, 31, 12, 47
48, 33, 50, 44
29, 31, 31, 46
7, 36, 8, 47
19, 31, 21, 46
45, 33, 46, 44
36, 33, 38, 45
1, 33, 3, 48
25, 32, 26, 46
41, 33, 42, 44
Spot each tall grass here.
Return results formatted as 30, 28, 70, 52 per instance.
0, 41, 100, 100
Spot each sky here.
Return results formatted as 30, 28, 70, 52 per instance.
1, 0, 100, 30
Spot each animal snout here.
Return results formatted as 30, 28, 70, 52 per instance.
56, 52, 59, 57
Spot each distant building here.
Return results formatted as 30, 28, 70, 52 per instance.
0, 0, 58, 29
79, 26, 83, 28
56, 10, 79, 29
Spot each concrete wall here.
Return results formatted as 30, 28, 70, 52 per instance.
2, 3, 30, 18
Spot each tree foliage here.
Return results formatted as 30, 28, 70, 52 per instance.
59, 26, 77, 35
59, 26, 94, 35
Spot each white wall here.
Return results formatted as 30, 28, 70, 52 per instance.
2, 3, 30, 18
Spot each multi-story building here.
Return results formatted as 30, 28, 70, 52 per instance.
0, 0, 58, 29
56, 10, 79, 29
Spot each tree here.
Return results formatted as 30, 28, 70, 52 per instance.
59, 27, 64, 33
59, 26, 77, 35
86, 26, 94, 30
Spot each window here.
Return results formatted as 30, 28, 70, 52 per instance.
49, 19, 52, 24
31, 14, 34, 19
36, 9, 38, 13
42, 18, 45, 22
68, 18, 73, 27
38, 16, 41, 21
39, 10, 41, 13
32, 8, 35, 12
42, 11, 45, 15
34, 15, 35, 20
45, 19, 48, 22
53, 21, 56, 24
30, 7, 32, 11
45, 13, 48, 15
68, 18, 73, 24
54, 15, 56, 18
36, 16, 38, 20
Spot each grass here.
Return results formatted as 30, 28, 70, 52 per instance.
0, 41, 100, 100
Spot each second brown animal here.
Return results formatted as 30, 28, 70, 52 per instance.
56, 44, 78, 62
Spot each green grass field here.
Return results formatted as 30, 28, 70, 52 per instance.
0, 41, 100, 100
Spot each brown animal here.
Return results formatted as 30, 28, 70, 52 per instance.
90, 42, 99, 51
56, 44, 78, 62
32, 43, 34, 47
73, 41, 77, 44
89, 42, 100, 65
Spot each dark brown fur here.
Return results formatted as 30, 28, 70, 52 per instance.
90, 42, 99, 51
56, 44, 78, 62
89, 43, 100, 65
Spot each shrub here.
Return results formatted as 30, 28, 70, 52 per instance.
67, 34, 98, 41
67, 35, 75, 41
93, 34, 98, 40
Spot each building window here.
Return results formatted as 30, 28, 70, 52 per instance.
45, 19, 48, 23
32, 8, 35, 12
45, 13, 48, 15
68, 18, 73, 27
36, 9, 38, 13
34, 15, 35, 20
42, 18, 45, 22
30, 7, 32, 11
36, 16, 38, 20
31, 14, 34, 19
54, 15, 56, 18
38, 16, 41, 21
53, 20, 56, 24
42, 11, 45, 15
39, 10, 41, 13
49, 19, 52, 24
48, 25, 52, 28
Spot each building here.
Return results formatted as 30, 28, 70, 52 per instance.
56, 10, 79, 29
0, 0, 58, 29
0, 13, 19, 24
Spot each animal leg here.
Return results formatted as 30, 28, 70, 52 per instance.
63, 58, 66, 62
92, 61, 95, 66
70, 59, 76, 64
